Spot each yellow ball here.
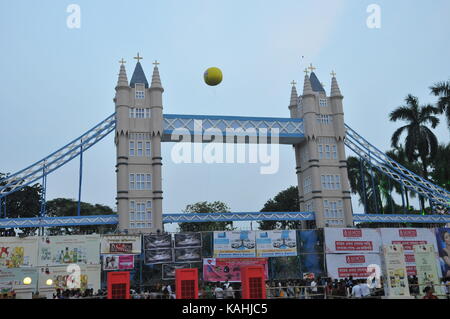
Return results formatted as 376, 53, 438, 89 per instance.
204, 67, 223, 86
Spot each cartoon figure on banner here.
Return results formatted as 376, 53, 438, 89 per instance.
1, 247, 25, 268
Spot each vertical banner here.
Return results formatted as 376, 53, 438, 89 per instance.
382, 245, 410, 297
324, 228, 381, 254
100, 235, 142, 255
380, 228, 439, 275
0, 237, 39, 268
413, 244, 445, 298
435, 228, 450, 279
255, 230, 297, 257
213, 231, 256, 258
38, 235, 100, 266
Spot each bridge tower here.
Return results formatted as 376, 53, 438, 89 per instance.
114, 57, 164, 234
290, 69, 353, 227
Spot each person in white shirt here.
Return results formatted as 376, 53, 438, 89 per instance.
214, 283, 225, 299
351, 281, 363, 298
360, 281, 371, 297
310, 279, 318, 299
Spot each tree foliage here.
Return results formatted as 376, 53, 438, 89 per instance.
178, 201, 234, 232
258, 186, 301, 230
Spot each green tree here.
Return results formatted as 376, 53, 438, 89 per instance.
0, 173, 42, 236
258, 186, 301, 230
45, 198, 116, 235
178, 201, 234, 232
430, 143, 450, 192
390, 95, 440, 211
430, 79, 450, 129
390, 94, 440, 178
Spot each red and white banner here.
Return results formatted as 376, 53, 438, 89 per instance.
203, 258, 268, 282
379, 228, 439, 276
102, 255, 134, 270
326, 253, 382, 279
324, 228, 381, 254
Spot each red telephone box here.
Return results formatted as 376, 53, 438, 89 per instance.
175, 268, 198, 299
241, 265, 266, 299
107, 271, 130, 299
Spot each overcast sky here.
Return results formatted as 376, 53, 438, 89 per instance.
1, 1, 449, 221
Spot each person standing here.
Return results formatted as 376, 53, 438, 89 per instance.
351, 280, 363, 298
214, 282, 224, 299
225, 284, 235, 299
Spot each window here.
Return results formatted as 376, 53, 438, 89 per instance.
130, 201, 152, 229
324, 199, 344, 226
129, 108, 151, 119
130, 174, 151, 190
319, 99, 328, 107
145, 108, 150, 118
129, 174, 135, 190
305, 200, 314, 212
146, 142, 151, 157
129, 133, 151, 158
303, 176, 312, 194
146, 174, 152, 190
317, 137, 338, 160
137, 142, 143, 157
129, 141, 135, 157
321, 175, 342, 190
316, 115, 332, 125
135, 90, 145, 99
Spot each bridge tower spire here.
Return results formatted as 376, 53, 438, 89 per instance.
290, 67, 353, 228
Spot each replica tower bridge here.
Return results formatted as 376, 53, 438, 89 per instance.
1, 57, 449, 230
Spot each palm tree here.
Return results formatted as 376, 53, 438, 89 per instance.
430, 80, 450, 129
390, 94, 440, 179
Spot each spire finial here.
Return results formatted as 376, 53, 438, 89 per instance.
153, 60, 160, 67
134, 53, 143, 63
331, 70, 337, 78
291, 80, 297, 86
119, 58, 126, 65
304, 68, 309, 76
308, 63, 316, 73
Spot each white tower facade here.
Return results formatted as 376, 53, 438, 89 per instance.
114, 58, 164, 234
290, 70, 353, 227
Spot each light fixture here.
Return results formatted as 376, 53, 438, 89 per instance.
23, 277, 32, 285
46, 279, 53, 286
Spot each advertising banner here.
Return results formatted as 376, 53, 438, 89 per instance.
380, 228, 439, 275
38, 235, 100, 266
144, 249, 173, 264
203, 258, 268, 282
414, 244, 445, 298
382, 245, 410, 297
38, 264, 101, 292
174, 247, 202, 263
0, 268, 39, 293
143, 234, 172, 250
0, 237, 39, 268
162, 263, 191, 280
174, 233, 202, 248
100, 235, 141, 255
325, 253, 382, 279
435, 228, 450, 278
213, 231, 256, 258
102, 255, 135, 270
324, 228, 381, 254
255, 230, 297, 257
297, 230, 324, 254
